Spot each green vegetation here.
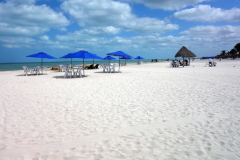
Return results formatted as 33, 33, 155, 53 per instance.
216, 43, 240, 59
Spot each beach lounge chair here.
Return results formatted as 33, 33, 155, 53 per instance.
23, 66, 33, 76
94, 64, 99, 69
87, 64, 95, 69
84, 64, 91, 69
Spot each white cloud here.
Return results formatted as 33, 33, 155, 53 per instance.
39, 35, 50, 41
180, 25, 240, 37
58, 27, 67, 32
61, 0, 133, 27
120, 17, 178, 34
0, 22, 49, 36
56, 26, 121, 41
173, 5, 240, 22
0, 36, 35, 44
119, 0, 210, 10
2, 44, 29, 48
0, 2, 70, 27
81, 26, 121, 36
61, 0, 178, 34
0, 1, 70, 37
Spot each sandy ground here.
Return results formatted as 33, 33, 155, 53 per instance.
0, 59, 240, 160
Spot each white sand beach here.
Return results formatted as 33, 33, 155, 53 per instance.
0, 59, 240, 160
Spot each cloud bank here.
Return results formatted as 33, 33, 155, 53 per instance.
61, 0, 179, 34
173, 5, 240, 22
0, 1, 70, 36
119, 0, 210, 10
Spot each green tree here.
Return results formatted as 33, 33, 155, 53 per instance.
230, 48, 237, 55
220, 50, 226, 56
234, 43, 240, 53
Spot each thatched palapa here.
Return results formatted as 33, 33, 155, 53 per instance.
175, 46, 197, 58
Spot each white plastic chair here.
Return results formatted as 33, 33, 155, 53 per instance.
22, 66, 32, 76
109, 64, 116, 73
102, 65, 109, 73
64, 68, 72, 78
73, 66, 82, 78
33, 66, 40, 75
205, 61, 217, 67
58, 65, 64, 72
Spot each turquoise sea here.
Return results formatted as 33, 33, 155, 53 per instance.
0, 59, 166, 71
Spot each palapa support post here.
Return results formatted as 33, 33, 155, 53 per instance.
183, 57, 185, 68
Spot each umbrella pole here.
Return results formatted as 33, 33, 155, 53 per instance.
41, 58, 43, 74
93, 59, 94, 65
119, 57, 120, 72
83, 59, 85, 76
71, 58, 72, 67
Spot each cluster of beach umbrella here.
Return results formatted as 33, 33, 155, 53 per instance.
26, 50, 144, 75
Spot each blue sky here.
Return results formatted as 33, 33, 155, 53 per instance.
0, 0, 240, 63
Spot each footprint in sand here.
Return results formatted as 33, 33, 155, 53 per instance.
193, 150, 204, 156
220, 141, 225, 146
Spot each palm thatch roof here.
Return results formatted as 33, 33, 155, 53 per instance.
175, 46, 197, 58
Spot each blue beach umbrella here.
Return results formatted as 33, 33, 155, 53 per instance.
26, 52, 57, 74
107, 51, 132, 72
60, 53, 75, 67
120, 56, 131, 65
120, 57, 132, 59
92, 54, 102, 65
68, 50, 102, 76
103, 56, 116, 64
134, 56, 144, 64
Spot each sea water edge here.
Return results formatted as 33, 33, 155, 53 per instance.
0, 59, 167, 72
